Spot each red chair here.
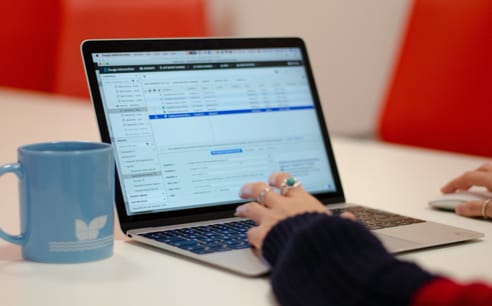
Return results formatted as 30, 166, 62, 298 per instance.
0, 1, 60, 93
377, 0, 492, 157
0, 0, 209, 98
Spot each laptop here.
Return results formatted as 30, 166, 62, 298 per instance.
81, 37, 483, 277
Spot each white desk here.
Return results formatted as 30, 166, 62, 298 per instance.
0, 88, 491, 305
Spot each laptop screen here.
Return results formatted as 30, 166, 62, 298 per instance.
86, 41, 338, 217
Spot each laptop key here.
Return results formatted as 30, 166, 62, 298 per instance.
188, 247, 215, 255
208, 244, 232, 252
167, 239, 200, 248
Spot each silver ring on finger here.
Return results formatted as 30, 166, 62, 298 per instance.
257, 186, 272, 206
280, 177, 302, 196
482, 199, 491, 219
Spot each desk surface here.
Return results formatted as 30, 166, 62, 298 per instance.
0, 88, 491, 306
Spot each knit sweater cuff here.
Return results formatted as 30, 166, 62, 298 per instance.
261, 213, 435, 306
262, 212, 320, 265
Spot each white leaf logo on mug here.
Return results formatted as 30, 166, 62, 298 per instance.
75, 216, 108, 241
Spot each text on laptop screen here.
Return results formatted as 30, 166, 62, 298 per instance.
91, 47, 336, 215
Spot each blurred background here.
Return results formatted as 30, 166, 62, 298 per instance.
208, 0, 411, 138
2, 0, 491, 156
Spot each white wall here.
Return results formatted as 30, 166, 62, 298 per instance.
207, 0, 412, 137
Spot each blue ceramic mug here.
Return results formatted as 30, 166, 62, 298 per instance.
0, 141, 114, 263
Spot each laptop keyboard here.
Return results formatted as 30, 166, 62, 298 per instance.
141, 207, 423, 255
332, 206, 424, 230
140, 219, 256, 255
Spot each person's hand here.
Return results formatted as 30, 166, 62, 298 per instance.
238, 173, 434, 306
236, 172, 354, 249
441, 163, 492, 218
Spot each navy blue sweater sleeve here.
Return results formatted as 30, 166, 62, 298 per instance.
261, 213, 435, 306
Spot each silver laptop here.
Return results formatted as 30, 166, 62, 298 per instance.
81, 37, 483, 277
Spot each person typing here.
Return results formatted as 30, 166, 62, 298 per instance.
236, 165, 492, 306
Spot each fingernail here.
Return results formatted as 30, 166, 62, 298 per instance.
235, 205, 245, 216
238, 186, 248, 198
239, 184, 252, 198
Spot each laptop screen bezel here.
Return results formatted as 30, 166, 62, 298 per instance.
81, 37, 345, 233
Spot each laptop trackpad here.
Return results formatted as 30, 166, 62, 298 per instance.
374, 233, 421, 253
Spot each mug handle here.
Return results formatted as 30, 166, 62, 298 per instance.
0, 163, 25, 245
